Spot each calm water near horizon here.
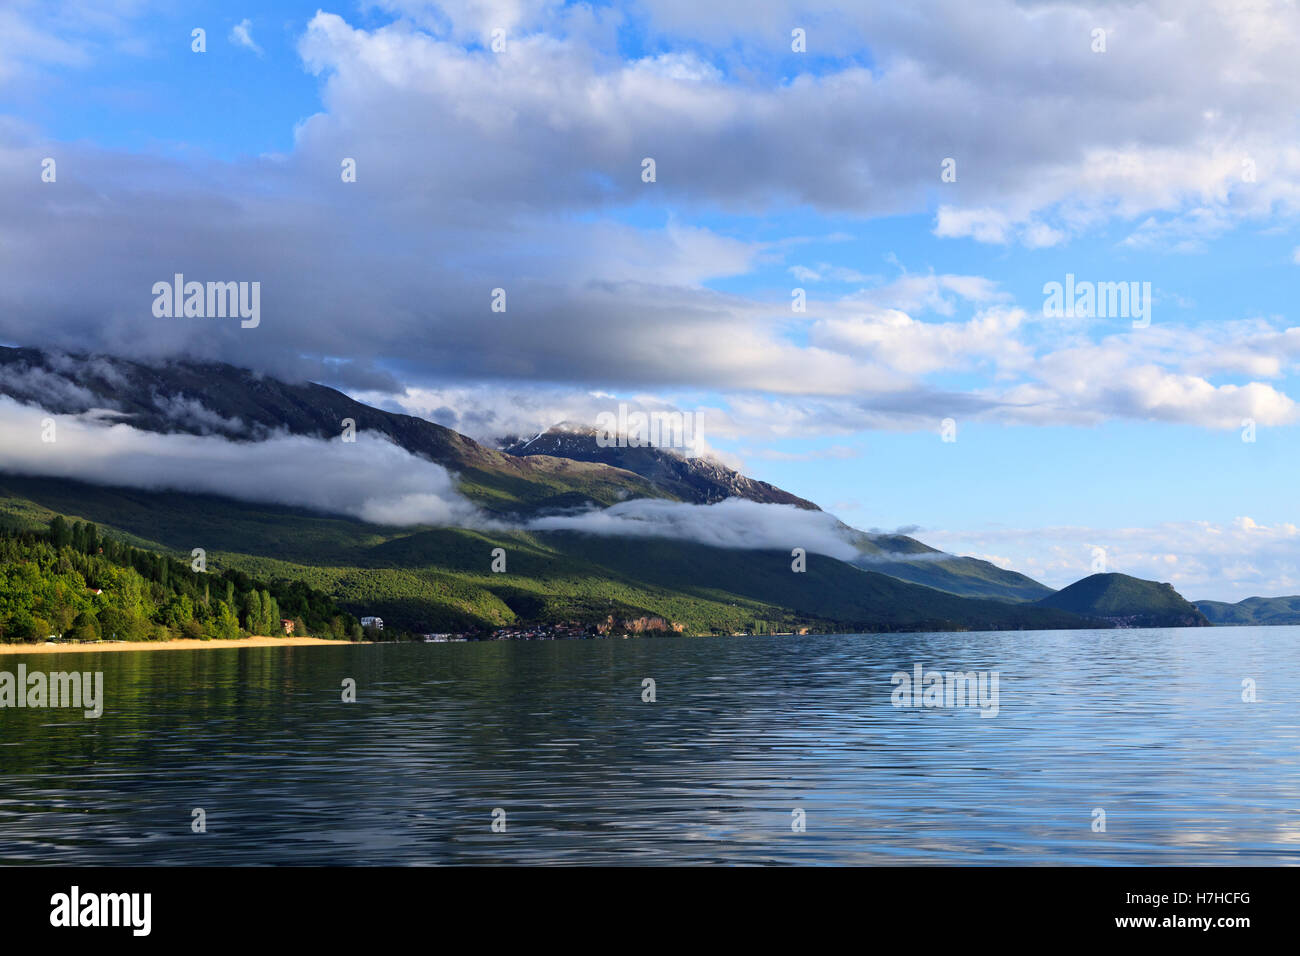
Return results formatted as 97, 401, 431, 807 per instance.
1, 626, 1297, 865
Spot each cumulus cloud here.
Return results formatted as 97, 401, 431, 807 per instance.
0, 2, 1298, 435
926, 518, 1300, 603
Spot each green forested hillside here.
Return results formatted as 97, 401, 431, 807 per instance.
0, 516, 359, 644
0, 348, 1056, 603
1195, 595, 1300, 625
1036, 572, 1209, 627
847, 530, 1053, 602
0, 476, 1097, 636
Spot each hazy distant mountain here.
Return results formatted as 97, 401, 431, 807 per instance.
845, 531, 1054, 603
1037, 573, 1210, 628
1195, 595, 1300, 626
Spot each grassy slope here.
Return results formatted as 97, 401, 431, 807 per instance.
0, 476, 1095, 635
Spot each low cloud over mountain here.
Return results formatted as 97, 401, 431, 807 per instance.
0, 396, 487, 528
0, 395, 868, 559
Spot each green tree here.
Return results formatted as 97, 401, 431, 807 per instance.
49, 515, 71, 549
97, 607, 127, 642
243, 590, 263, 633
5, 609, 41, 643
209, 600, 240, 640
69, 610, 101, 642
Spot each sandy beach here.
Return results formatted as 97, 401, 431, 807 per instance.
0, 636, 357, 655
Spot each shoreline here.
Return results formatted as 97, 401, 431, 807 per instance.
0, 636, 359, 656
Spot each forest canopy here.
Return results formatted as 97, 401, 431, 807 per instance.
0, 517, 361, 644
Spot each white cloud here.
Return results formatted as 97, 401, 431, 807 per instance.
926, 518, 1300, 603
0, 395, 862, 559
229, 18, 263, 56
0, 4, 1299, 434
0, 397, 487, 528
527, 497, 861, 559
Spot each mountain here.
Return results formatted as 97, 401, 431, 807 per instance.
0, 346, 1057, 603
1036, 573, 1210, 628
1195, 595, 1300, 626
503, 424, 1054, 602
0, 474, 1101, 636
0, 347, 667, 516
502, 423, 820, 509
0, 348, 1219, 634
844, 531, 1053, 603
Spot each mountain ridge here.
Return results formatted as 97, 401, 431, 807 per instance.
0, 474, 1102, 636
1195, 595, 1300, 626
1037, 572, 1211, 628
501, 422, 821, 510
0, 346, 1058, 603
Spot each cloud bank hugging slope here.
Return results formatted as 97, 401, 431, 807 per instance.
526, 497, 861, 560
0, 397, 487, 528
0, 397, 864, 558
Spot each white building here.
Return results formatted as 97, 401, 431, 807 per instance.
361, 616, 384, 630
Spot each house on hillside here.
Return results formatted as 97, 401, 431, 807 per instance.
361, 616, 383, 631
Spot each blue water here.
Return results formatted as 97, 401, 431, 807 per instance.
1, 627, 1297, 864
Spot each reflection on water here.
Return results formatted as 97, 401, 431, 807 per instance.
1, 627, 1297, 864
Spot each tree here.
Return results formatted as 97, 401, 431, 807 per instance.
69, 610, 101, 642
5, 610, 40, 643
209, 601, 240, 641
49, 516, 71, 549
97, 607, 127, 642
243, 591, 264, 633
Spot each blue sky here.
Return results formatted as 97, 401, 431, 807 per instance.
3, 1, 1300, 600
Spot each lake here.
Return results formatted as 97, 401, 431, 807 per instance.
1, 626, 1297, 864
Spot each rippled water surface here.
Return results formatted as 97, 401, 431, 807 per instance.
2, 627, 1298, 864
